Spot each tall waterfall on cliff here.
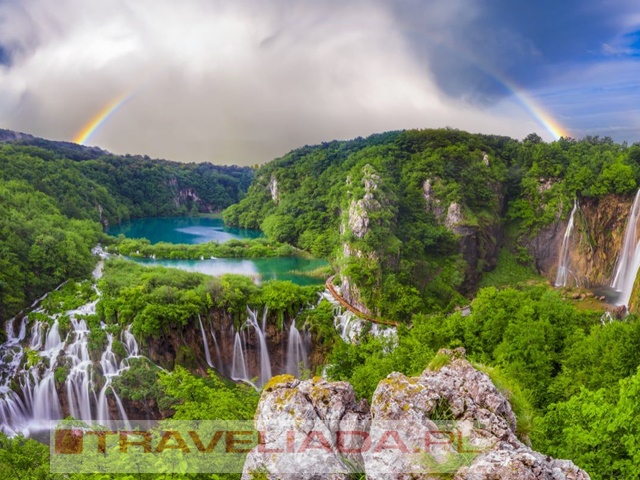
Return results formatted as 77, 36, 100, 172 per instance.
555, 200, 579, 287
247, 308, 272, 387
230, 330, 249, 383
285, 321, 309, 378
198, 314, 214, 368
611, 190, 640, 306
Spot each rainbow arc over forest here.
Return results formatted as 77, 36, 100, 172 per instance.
506, 83, 570, 140
73, 92, 135, 145
72, 77, 570, 146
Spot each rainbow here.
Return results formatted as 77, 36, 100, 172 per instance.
399, 29, 571, 140
72, 51, 571, 146
73, 92, 134, 145
504, 81, 570, 140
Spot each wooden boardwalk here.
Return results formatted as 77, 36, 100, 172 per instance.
325, 275, 399, 328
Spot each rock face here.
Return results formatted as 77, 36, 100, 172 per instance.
241, 375, 371, 480
367, 348, 589, 479
268, 174, 280, 204
426, 178, 504, 293
445, 202, 464, 231
527, 194, 634, 286
423, 178, 444, 219
242, 350, 590, 480
340, 164, 387, 315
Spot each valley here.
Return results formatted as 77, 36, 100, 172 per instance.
1, 129, 640, 479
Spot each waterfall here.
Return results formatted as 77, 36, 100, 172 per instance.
611, 190, 640, 306
97, 334, 131, 429
230, 332, 249, 382
0, 282, 142, 436
555, 200, 579, 287
321, 290, 397, 344
122, 325, 139, 358
246, 307, 272, 387
0, 318, 29, 435
209, 323, 223, 373
65, 318, 94, 423
285, 321, 309, 378
197, 314, 214, 368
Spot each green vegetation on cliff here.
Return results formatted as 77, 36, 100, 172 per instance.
0, 142, 253, 224
0, 180, 101, 320
324, 282, 640, 479
225, 129, 640, 320
98, 259, 323, 337
3, 128, 640, 480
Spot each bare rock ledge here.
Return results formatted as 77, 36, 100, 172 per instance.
241, 349, 589, 480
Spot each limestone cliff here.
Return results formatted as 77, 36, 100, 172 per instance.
425, 176, 504, 293
241, 349, 590, 480
527, 194, 634, 287
242, 376, 370, 480
268, 174, 280, 204
339, 164, 391, 315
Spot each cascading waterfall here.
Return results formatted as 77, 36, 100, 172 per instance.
230, 331, 249, 382
321, 289, 397, 344
0, 318, 29, 435
611, 190, 640, 306
226, 307, 278, 388
97, 334, 131, 429
322, 290, 368, 342
65, 318, 95, 423
555, 200, 579, 287
122, 325, 139, 358
32, 320, 63, 422
246, 307, 272, 387
198, 314, 214, 368
0, 283, 142, 436
285, 321, 309, 378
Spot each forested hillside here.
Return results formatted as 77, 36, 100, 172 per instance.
0, 134, 253, 319
221, 128, 640, 479
225, 129, 640, 318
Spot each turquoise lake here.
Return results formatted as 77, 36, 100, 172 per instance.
107, 216, 263, 244
108, 217, 327, 286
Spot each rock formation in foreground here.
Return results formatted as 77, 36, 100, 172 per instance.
242, 349, 590, 480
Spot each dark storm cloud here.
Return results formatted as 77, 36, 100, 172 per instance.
0, 0, 637, 162
388, 0, 640, 102
0, 45, 9, 65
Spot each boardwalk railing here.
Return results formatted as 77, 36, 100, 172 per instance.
325, 276, 399, 328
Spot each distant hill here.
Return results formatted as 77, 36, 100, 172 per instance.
0, 128, 254, 223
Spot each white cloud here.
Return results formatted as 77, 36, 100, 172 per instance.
0, 0, 542, 164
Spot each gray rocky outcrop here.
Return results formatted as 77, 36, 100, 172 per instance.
339, 164, 386, 315
346, 164, 382, 240
241, 375, 371, 480
242, 349, 590, 480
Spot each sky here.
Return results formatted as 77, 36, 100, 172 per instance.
0, 0, 638, 165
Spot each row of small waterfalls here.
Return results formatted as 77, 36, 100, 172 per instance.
0, 290, 139, 436
0, 258, 378, 437
555, 190, 640, 308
